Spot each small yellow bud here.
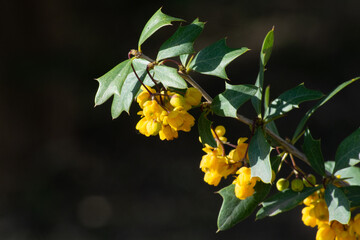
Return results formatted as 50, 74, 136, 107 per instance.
214, 125, 226, 137
170, 94, 186, 108
185, 87, 202, 106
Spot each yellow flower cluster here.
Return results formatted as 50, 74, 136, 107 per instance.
136, 86, 202, 140
233, 166, 260, 200
199, 126, 247, 187
302, 189, 360, 240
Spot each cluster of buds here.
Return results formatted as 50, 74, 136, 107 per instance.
136, 85, 202, 140
302, 189, 360, 240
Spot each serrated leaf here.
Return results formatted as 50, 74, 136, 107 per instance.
188, 38, 248, 79
198, 112, 216, 148
110, 58, 151, 118
325, 184, 351, 224
94, 59, 132, 106
152, 65, 187, 89
342, 186, 360, 208
211, 83, 257, 118
335, 166, 360, 186
256, 186, 320, 220
261, 28, 274, 67
138, 8, 184, 51
302, 129, 325, 176
292, 77, 360, 140
217, 182, 271, 231
334, 128, 360, 172
157, 18, 205, 61
249, 128, 272, 183
264, 84, 323, 120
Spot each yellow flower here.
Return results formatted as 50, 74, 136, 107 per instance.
185, 87, 202, 106
316, 223, 336, 240
232, 167, 259, 200
135, 86, 198, 140
302, 205, 317, 227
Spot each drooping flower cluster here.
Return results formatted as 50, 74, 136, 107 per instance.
302, 189, 360, 240
136, 86, 202, 140
199, 126, 257, 199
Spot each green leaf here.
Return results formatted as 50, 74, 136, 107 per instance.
342, 186, 360, 208
335, 166, 360, 186
325, 184, 351, 224
94, 59, 132, 106
302, 129, 325, 176
292, 77, 360, 140
325, 161, 336, 175
157, 18, 205, 61
249, 128, 272, 183
198, 112, 217, 148
188, 38, 248, 79
211, 83, 258, 118
138, 8, 184, 51
217, 182, 271, 231
261, 27, 274, 67
256, 186, 320, 220
153, 65, 187, 89
179, 54, 190, 67
334, 128, 360, 172
251, 28, 274, 116
264, 84, 323, 120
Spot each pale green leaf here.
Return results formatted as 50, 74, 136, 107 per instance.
249, 128, 272, 183
94, 59, 132, 106
153, 65, 187, 89
325, 184, 351, 224
211, 83, 257, 118
335, 166, 360, 186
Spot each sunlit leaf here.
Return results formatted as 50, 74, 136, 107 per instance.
188, 38, 248, 79
325, 184, 351, 224
138, 8, 184, 51
249, 128, 272, 183
153, 65, 187, 89
94, 59, 132, 106
211, 83, 257, 118
335, 166, 360, 186
157, 18, 205, 61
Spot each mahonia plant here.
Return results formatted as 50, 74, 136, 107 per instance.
94, 7, 360, 239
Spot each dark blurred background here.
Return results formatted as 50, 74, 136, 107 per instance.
1, 0, 359, 239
